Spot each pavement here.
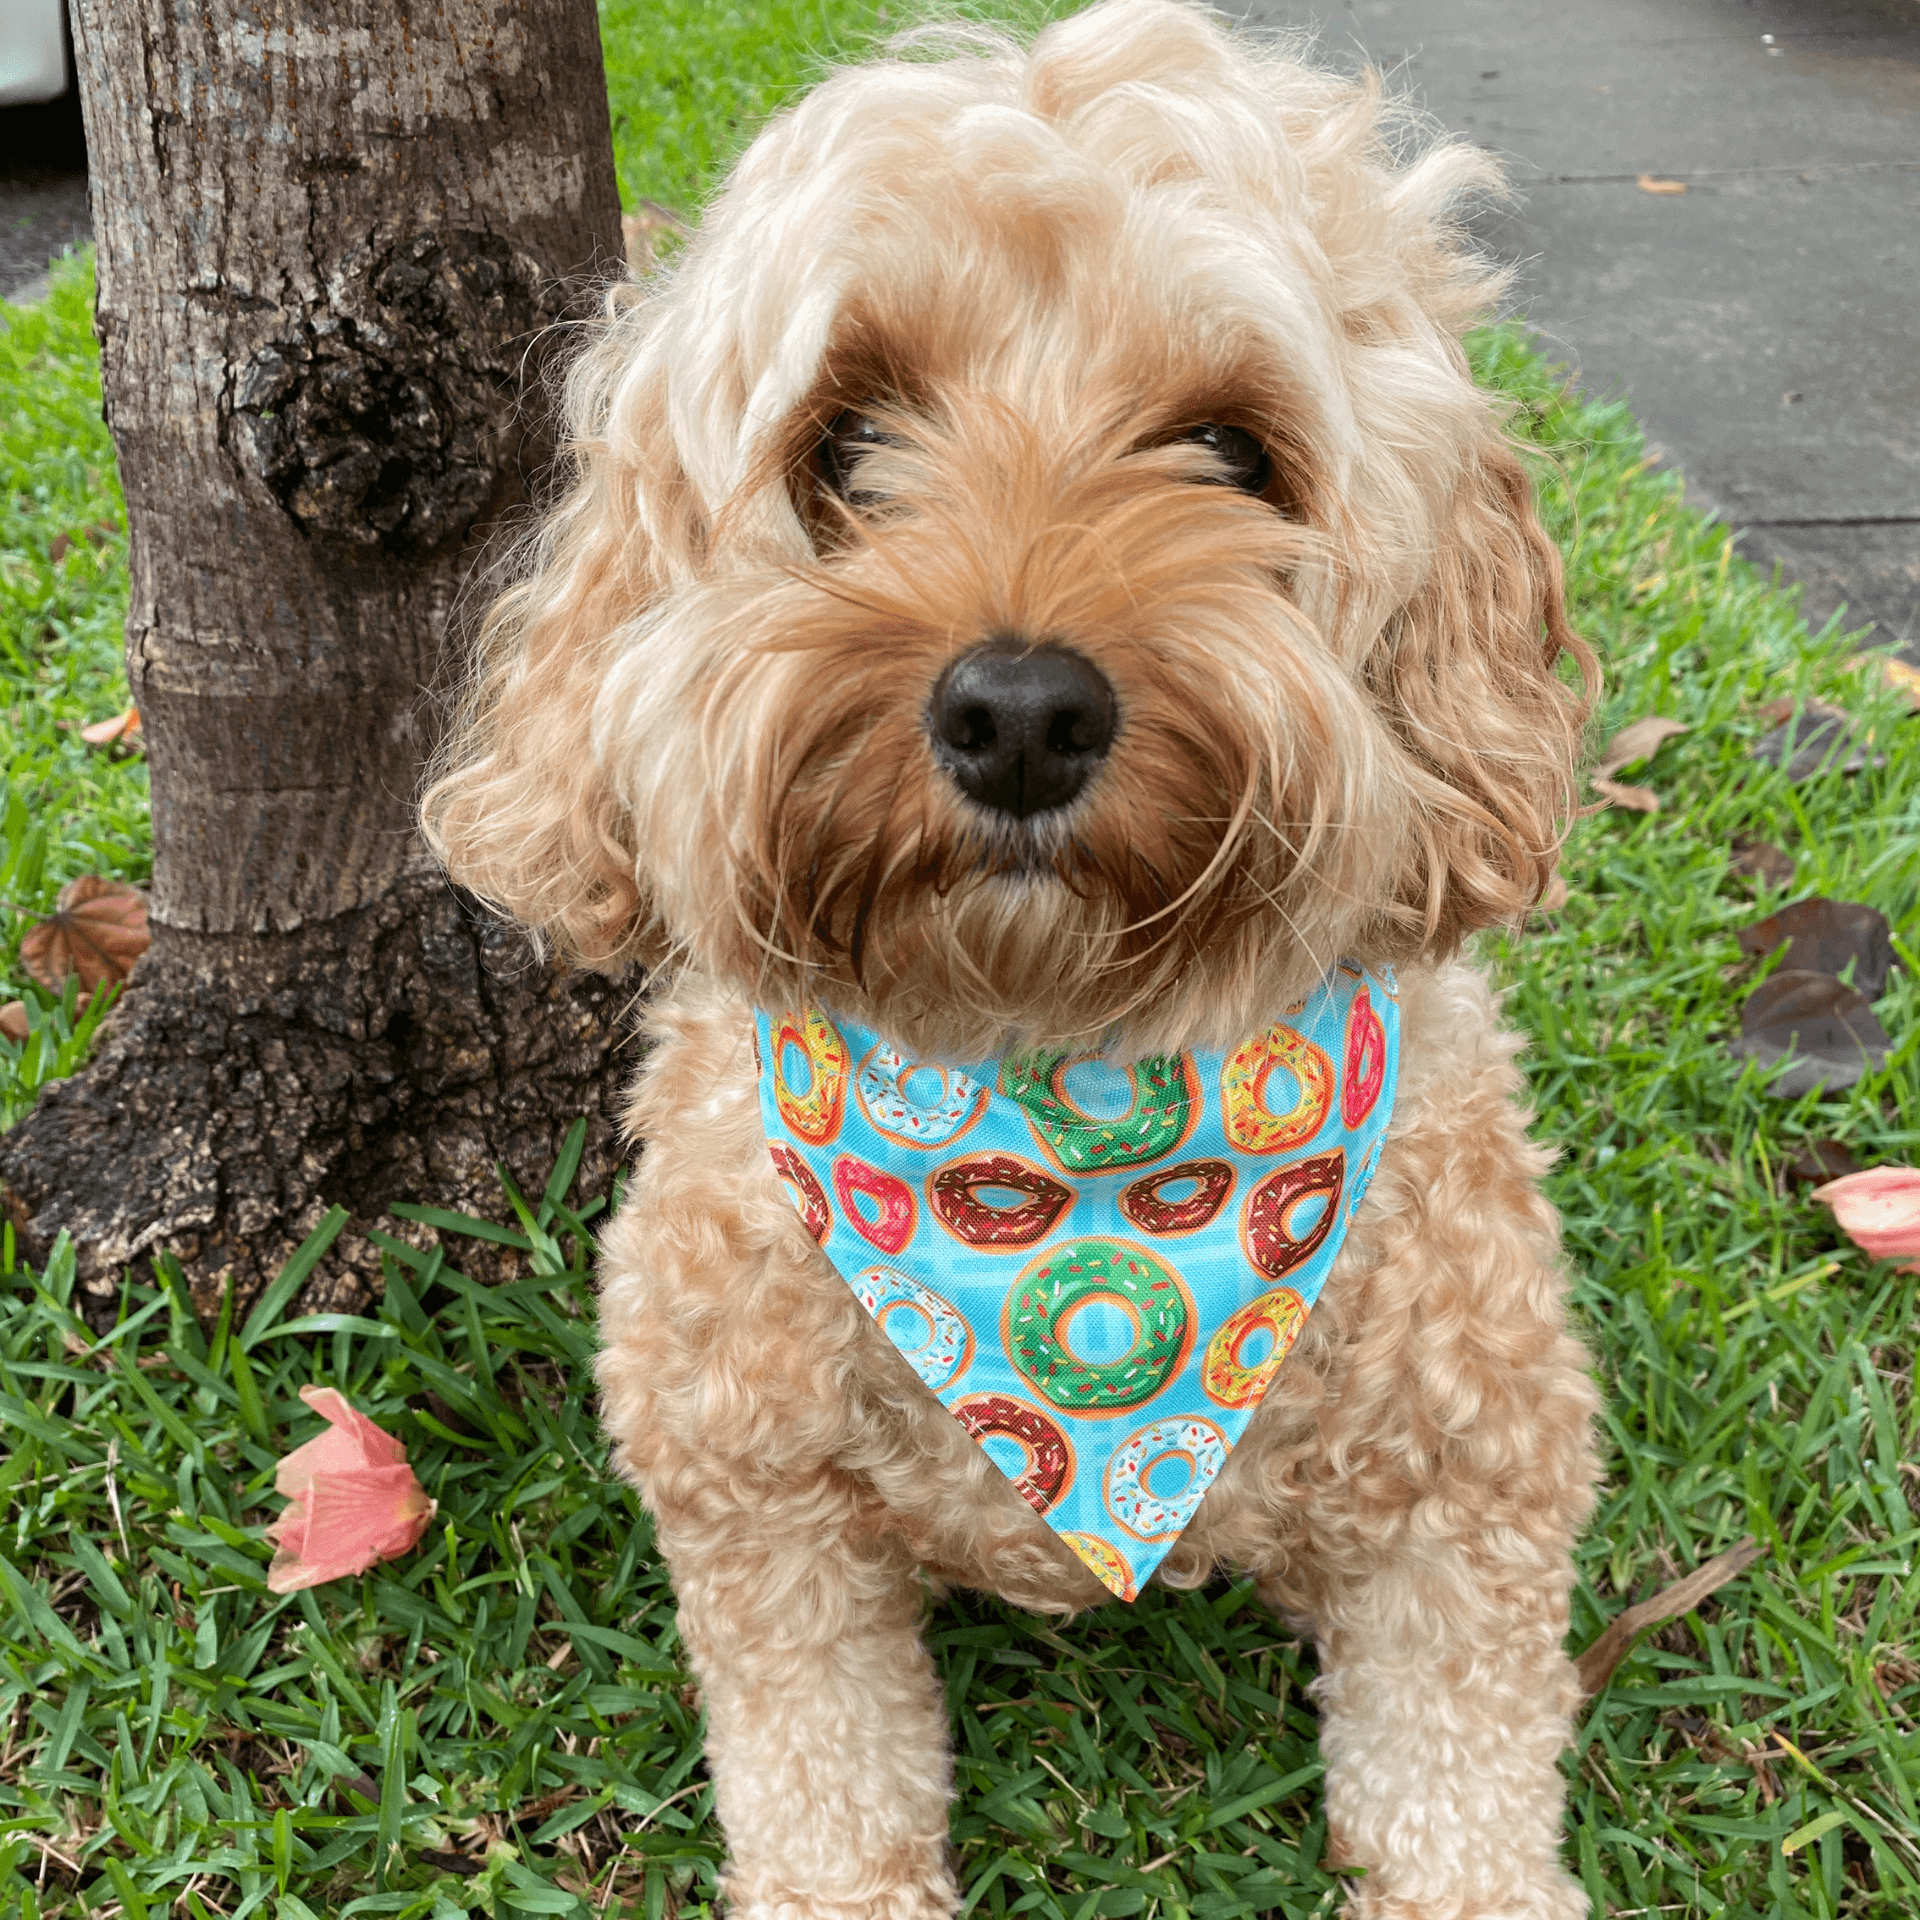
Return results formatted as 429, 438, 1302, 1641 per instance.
0, 91, 88, 306
4, 3, 1916, 659
1237, 0, 1920, 663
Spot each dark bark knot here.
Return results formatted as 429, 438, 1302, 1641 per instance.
229, 229, 561, 555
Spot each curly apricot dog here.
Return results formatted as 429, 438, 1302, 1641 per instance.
426, 3, 1601, 1914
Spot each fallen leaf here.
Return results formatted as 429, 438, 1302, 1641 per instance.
417, 1849, 485, 1879
1731, 969, 1891, 1096
1748, 701, 1884, 781
1874, 656, 1920, 711
1577, 1537, 1764, 1696
1810, 1166, 1920, 1274
1727, 836, 1794, 888
0, 1001, 28, 1045
266, 1385, 436, 1592
1783, 1140, 1860, 1187
1736, 897, 1894, 999
79, 705, 141, 747
1537, 869, 1570, 912
1636, 174, 1689, 194
1591, 777, 1661, 813
18, 877, 151, 994
1753, 694, 1798, 728
1595, 715, 1690, 779
47, 520, 117, 565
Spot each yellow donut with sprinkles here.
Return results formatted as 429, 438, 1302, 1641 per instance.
1220, 1020, 1332, 1154
1060, 1531, 1137, 1602
770, 1007, 850, 1145
1201, 1286, 1308, 1409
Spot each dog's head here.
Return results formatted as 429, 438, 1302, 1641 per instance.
424, 0, 1591, 1058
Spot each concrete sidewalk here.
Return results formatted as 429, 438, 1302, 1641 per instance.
1243, 0, 1920, 663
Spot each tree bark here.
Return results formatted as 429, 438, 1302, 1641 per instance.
0, 0, 633, 1318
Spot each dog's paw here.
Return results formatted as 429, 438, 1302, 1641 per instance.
1341, 1866, 1588, 1920
723, 1863, 959, 1920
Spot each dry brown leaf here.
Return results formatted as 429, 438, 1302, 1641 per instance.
1591, 777, 1661, 813
19, 877, 151, 994
1737, 896, 1894, 999
1753, 694, 1799, 728
1734, 969, 1890, 1096
1537, 869, 1570, 912
47, 520, 117, 565
1577, 1537, 1764, 1696
1728, 836, 1794, 887
1637, 174, 1688, 195
1595, 715, 1690, 779
1784, 1140, 1860, 1188
0, 1001, 28, 1045
79, 705, 142, 747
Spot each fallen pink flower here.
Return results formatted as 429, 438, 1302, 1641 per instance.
1811, 1165, 1920, 1274
266, 1385, 435, 1592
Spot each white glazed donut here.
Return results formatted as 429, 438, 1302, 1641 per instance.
855, 1042, 987, 1148
1104, 1415, 1228, 1541
853, 1267, 972, 1391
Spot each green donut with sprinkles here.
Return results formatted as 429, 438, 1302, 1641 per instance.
1004, 1237, 1195, 1415
998, 1049, 1197, 1173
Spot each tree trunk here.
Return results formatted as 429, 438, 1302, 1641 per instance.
0, 0, 633, 1319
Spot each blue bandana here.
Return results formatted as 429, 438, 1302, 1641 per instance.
754, 964, 1399, 1600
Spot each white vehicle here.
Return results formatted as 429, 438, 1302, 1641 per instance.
0, 0, 70, 108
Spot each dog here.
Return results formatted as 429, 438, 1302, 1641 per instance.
424, 3, 1602, 1914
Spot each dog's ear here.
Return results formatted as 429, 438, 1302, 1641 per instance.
422, 353, 690, 969
1371, 429, 1595, 949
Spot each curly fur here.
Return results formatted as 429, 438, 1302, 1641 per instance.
423, 4, 1602, 1915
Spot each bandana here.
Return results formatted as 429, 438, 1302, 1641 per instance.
754, 964, 1399, 1600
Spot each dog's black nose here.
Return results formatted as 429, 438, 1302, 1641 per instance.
927, 639, 1117, 819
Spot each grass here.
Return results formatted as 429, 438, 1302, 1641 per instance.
2, 3, 1917, 1917
0, 252, 146, 1127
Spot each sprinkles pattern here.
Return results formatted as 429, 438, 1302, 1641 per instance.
753, 965, 1399, 1601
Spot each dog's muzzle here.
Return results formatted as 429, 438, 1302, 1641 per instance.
927, 638, 1116, 819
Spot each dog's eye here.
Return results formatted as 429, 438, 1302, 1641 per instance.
1176, 423, 1273, 496
818, 410, 897, 504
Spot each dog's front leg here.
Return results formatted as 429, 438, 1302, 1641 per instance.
1304, 1518, 1590, 1920
653, 1459, 958, 1920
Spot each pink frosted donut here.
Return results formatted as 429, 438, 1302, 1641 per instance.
833, 1156, 916, 1255
1341, 982, 1387, 1129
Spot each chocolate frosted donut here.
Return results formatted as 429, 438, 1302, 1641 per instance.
929, 1152, 1073, 1249
1118, 1159, 1235, 1235
955, 1393, 1073, 1513
768, 1143, 831, 1243
1240, 1151, 1344, 1281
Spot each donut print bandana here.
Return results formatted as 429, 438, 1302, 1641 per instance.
753, 964, 1399, 1601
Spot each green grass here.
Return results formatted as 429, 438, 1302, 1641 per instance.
0, 251, 146, 1127
3, 5, 1918, 1918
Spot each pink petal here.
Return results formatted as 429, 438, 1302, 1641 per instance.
266, 1388, 433, 1591
1812, 1166, 1920, 1271
275, 1385, 407, 1501
265, 1465, 435, 1593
